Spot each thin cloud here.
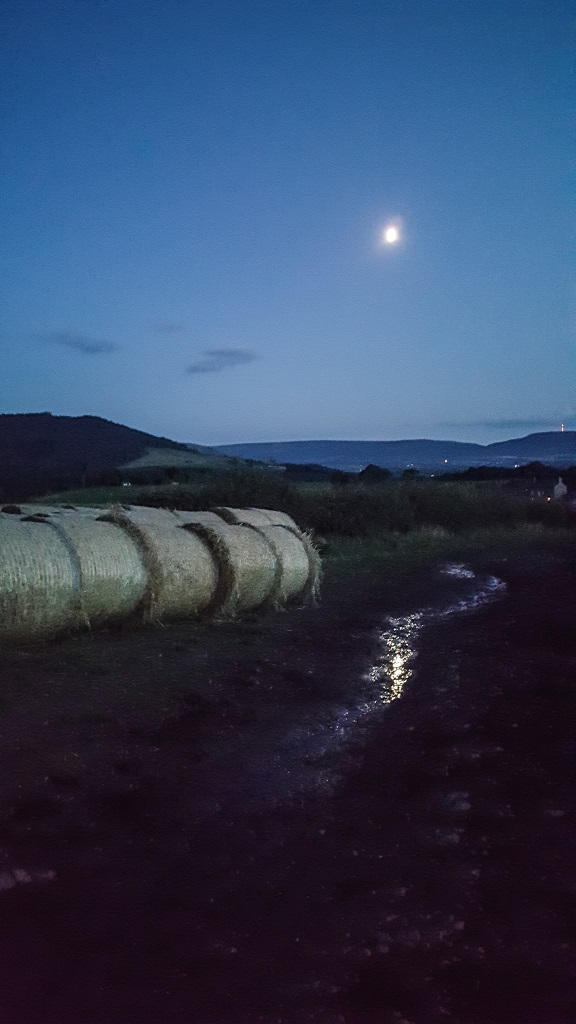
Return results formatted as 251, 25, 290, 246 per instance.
186, 348, 259, 374
43, 331, 119, 355
443, 418, 559, 431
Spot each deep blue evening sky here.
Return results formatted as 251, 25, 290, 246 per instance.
1, 0, 572, 445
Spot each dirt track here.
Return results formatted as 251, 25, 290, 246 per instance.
0, 548, 574, 1023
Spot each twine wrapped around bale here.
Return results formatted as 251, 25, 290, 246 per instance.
98, 506, 218, 620
212, 507, 321, 605
45, 517, 148, 627
179, 519, 278, 616
0, 514, 78, 640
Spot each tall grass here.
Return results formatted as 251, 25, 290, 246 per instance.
135, 474, 573, 537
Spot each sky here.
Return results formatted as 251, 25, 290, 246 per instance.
1, 0, 573, 446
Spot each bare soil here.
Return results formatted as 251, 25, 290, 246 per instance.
0, 548, 574, 1023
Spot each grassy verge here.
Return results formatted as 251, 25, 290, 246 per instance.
322, 524, 575, 576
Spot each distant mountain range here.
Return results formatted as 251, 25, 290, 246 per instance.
1, 415, 573, 497
215, 432, 576, 471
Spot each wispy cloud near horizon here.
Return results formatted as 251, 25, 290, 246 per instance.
186, 348, 259, 375
442, 418, 559, 432
42, 331, 119, 355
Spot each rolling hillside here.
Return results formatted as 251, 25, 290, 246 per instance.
0, 413, 238, 500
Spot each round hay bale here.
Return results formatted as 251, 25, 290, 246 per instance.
212, 506, 302, 534
180, 520, 278, 616
253, 525, 311, 604
45, 517, 148, 627
0, 514, 78, 640
99, 507, 218, 620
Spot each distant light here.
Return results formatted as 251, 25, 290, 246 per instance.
444, 459, 448, 463
384, 225, 399, 244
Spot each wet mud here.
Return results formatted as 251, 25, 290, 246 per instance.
0, 548, 574, 1023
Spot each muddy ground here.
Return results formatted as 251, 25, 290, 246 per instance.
0, 547, 574, 1024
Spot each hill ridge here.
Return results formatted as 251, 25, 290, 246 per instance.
215, 432, 576, 471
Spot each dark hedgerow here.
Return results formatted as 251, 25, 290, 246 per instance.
134, 473, 572, 538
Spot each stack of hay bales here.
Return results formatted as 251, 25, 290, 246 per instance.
211, 507, 321, 605
0, 504, 320, 642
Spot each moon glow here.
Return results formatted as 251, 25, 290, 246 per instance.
384, 225, 399, 244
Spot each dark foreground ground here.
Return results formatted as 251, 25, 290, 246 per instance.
0, 547, 574, 1024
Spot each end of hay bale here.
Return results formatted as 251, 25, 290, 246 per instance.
0, 516, 78, 641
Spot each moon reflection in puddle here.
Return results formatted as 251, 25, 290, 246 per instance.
364, 565, 506, 705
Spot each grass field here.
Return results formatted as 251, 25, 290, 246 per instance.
39, 472, 572, 531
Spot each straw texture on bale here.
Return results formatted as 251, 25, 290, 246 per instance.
211, 507, 321, 604
118, 505, 180, 526
172, 510, 227, 528
0, 514, 77, 640
252, 525, 311, 604
18, 506, 58, 519
99, 506, 217, 620
212, 506, 301, 533
45, 517, 148, 627
180, 520, 278, 616
57, 506, 104, 517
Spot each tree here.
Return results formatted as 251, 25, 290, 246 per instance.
358, 464, 392, 483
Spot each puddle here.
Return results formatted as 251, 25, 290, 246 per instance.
367, 564, 506, 704
209, 564, 508, 810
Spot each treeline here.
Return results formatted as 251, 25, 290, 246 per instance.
441, 461, 576, 483
283, 461, 576, 485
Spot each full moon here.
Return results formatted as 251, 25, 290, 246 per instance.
384, 225, 399, 244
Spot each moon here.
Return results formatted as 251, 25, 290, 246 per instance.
384, 225, 399, 244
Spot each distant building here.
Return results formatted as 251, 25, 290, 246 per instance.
553, 477, 567, 501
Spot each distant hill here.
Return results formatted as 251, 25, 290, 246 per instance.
0, 413, 188, 472
215, 432, 576, 471
0, 413, 236, 500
